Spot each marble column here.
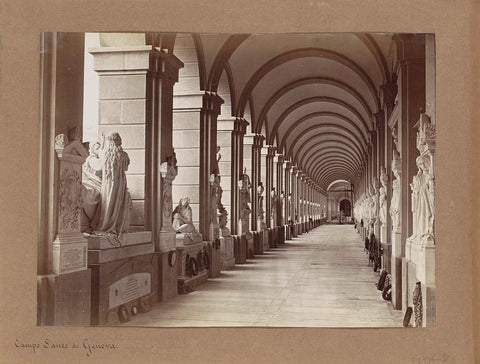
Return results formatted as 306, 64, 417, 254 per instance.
250, 135, 265, 253
283, 160, 291, 240
38, 33, 92, 326
217, 115, 235, 269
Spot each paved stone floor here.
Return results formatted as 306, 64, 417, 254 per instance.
122, 224, 404, 327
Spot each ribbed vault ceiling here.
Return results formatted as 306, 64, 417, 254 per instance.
178, 32, 395, 190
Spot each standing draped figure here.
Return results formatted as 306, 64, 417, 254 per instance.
379, 167, 388, 225
96, 132, 132, 236
390, 150, 401, 232
410, 155, 435, 240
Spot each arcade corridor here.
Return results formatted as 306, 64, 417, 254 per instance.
122, 225, 403, 327
37, 32, 436, 328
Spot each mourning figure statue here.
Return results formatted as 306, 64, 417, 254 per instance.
96, 132, 132, 236
82, 132, 132, 236
172, 197, 202, 242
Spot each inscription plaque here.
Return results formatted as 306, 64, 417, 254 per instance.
109, 273, 151, 309
61, 246, 86, 271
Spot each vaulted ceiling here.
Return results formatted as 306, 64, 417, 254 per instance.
169, 32, 396, 191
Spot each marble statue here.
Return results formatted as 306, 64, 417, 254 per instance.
218, 194, 228, 229
271, 188, 277, 226
81, 142, 102, 233
239, 172, 251, 221
210, 174, 221, 225
409, 114, 436, 244
410, 155, 435, 240
172, 197, 202, 242
390, 149, 401, 232
379, 167, 388, 225
257, 182, 265, 220
162, 152, 178, 224
372, 180, 379, 221
212, 145, 221, 176
96, 132, 132, 236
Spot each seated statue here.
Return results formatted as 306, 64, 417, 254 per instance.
172, 197, 202, 243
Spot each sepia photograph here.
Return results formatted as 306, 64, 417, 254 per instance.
37, 32, 436, 328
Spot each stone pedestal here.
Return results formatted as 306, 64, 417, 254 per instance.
157, 229, 178, 301
220, 226, 234, 269
220, 235, 235, 270
238, 217, 254, 259
262, 229, 270, 251
391, 231, 403, 310
206, 240, 222, 278
157, 250, 178, 301
234, 235, 247, 264
175, 235, 208, 293
380, 224, 390, 271
405, 236, 436, 326
87, 231, 157, 325
207, 219, 222, 278
246, 233, 254, 258
285, 225, 291, 241
254, 230, 265, 255
39, 135, 92, 326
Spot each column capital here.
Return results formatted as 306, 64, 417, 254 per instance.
253, 134, 265, 148
274, 153, 284, 164
262, 145, 276, 157
203, 92, 224, 115
153, 49, 185, 83
234, 118, 249, 135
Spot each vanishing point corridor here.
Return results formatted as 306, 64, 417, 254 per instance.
123, 225, 403, 327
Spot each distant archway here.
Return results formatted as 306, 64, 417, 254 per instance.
339, 199, 352, 217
